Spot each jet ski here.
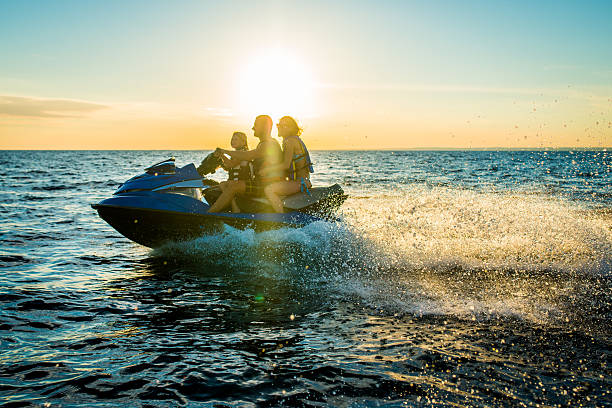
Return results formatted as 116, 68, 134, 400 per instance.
91, 157, 347, 248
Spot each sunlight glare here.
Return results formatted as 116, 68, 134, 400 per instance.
236, 49, 315, 121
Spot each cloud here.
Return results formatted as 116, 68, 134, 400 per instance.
0, 95, 108, 118
315, 82, 612, 103
315, 82, 546, 95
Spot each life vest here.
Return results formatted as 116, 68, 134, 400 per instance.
286, 136, 314, 181
228, 160, 254, 181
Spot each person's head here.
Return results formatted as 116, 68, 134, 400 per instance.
252, 115, 273, 139
230, 131, 248, 150
277, 116, 302, 138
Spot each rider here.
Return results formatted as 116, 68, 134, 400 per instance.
207, 115, 284, 213
217, 131, 253, 212
261, 116, 313, 213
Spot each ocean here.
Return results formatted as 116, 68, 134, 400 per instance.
1, 150, 610, 407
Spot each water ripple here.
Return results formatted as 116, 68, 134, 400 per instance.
0, 150, 610, 406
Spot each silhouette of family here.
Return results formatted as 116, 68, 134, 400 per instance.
207, 115, 313, 213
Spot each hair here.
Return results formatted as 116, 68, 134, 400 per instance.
255, 115, 273, 133
279, 116, 302, 137
232, 131, 248, 150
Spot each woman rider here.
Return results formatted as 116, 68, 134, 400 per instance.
207, 115, 284, 213
262, 116, 313, 213
217, 131, 253, 213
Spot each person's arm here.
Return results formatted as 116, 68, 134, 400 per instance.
220, 154, 240, 169
260, 139, 295, 176
220, 147, 259, 161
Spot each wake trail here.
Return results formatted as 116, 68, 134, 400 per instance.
153, 186, 612, 331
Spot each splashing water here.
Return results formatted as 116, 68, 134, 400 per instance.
155, 185, 611, 333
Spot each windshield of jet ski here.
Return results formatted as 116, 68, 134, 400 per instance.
145, 158, 176, 175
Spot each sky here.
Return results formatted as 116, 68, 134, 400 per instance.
0, 0, 610, 149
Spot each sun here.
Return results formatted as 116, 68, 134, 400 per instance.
236, 49, 315, 121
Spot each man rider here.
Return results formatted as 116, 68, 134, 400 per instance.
207, 115, 284, 213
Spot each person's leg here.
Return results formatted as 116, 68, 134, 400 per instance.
208, 181, 245, 212
220, 181, 242, 212
231, 198, 241, 213
264, 181, 301, 213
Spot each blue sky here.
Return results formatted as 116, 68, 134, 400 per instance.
1, 0, 610, 148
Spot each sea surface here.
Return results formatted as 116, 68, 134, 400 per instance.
1, 150, 611, 407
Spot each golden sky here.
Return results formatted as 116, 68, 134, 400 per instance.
1, 1, 610, 149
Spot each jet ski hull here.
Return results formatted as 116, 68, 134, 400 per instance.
93, 204, 224, 247
92, 191, 321, 248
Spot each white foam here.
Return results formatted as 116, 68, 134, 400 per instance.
153, 186, 612, 325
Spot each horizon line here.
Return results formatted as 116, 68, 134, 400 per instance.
0, 147, 608, 152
